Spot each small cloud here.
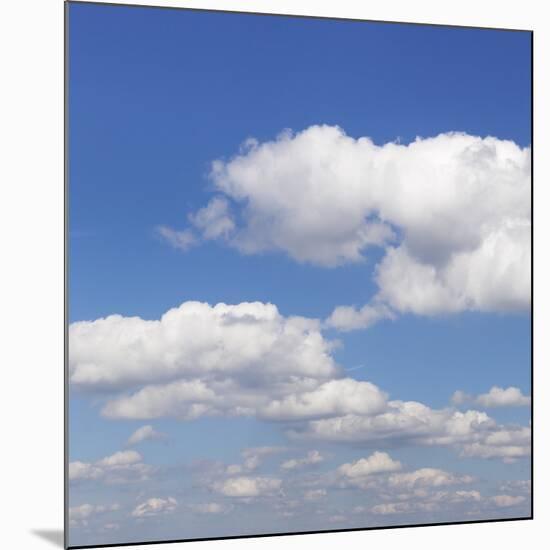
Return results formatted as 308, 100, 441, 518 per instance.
452, 387, 530, 408
156, 225, 197, 251
281, 450, 324, 471
131, 497, 177, 518
490, 495, 526, 508
212, 476, 282, 498
337, 451, 402, 479
189, 502, 231, 515
127, 425, 166, 446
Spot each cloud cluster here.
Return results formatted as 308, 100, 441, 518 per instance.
69, 450, 154, 484
70, 301, 529, 463
168, 126, 530, 320
452, 386, 531, 408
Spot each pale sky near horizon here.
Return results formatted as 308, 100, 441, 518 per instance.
68, 3, 531, 546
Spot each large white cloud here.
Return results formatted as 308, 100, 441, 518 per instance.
70, 301, 338, 391
172, 125, 530, 320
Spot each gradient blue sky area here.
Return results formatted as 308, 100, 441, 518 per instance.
68, 2, 531, 546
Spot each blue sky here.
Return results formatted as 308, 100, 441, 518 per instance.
68, 3, 531, 547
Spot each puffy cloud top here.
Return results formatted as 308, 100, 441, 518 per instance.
171, 126, 530, 319
70, 301, 338, 391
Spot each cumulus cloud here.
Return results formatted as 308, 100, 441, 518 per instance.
70, 300, 337, 395
452, 386, 531, 408
260, 378, 387, 421
131, 497, 178, 518
280, 450, 324, 471
69, 450, 154, 484
213, 476, 282, 498
337, 452, 402, 479
175, 125, 529, 321
460, 426, 531, 462
69, 302, 529, 462
127, 425, 166, 446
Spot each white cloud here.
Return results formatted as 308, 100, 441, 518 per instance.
325, 302, 395, 331
178, 125, 529, 320
291, 401, 530, 463
490, 495, 526, 508
295, 401, 493, 446
127, 425, 166, 446
131, 497, 178, 518
213, 476, 282, 498
70, 300, 338, 395
189, 196, 235, 240
69, 450, 153, 484
69, 303, 529, 462
461, 426, 531, 462
388, 468, 474, 489
371, 502, 413, 515
156, 225, 197, 251
452, 386, 531, 408
449, 490, 482, 503
280, 450, 324, 471
259, 378, 387, 421
337, 452, 402, 479
69, 503, 120, 527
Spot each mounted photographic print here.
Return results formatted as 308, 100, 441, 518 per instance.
66, 1, 533, 548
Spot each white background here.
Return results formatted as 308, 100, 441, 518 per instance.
0, 0, 547, 549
